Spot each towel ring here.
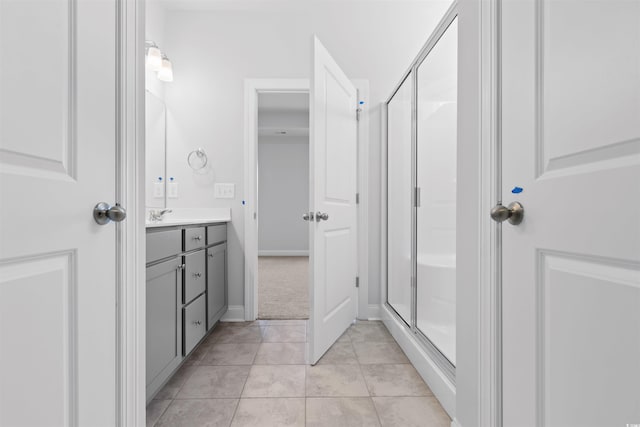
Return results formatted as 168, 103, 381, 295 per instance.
187, 148, 208, 170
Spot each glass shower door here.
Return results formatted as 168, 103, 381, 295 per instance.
386, 73, 413, 325
415, 19, 458, 365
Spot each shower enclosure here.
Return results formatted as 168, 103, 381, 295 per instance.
386, 11, 458, 373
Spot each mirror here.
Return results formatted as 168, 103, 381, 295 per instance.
145, 90, 167, 208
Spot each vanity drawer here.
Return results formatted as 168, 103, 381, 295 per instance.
184, 227, 206, 252
146, 229, 181, 264
207, 224, 227, 246
183, 293, 206, 356
183, 250, 206, 304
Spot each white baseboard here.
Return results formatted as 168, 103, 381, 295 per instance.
382, 305, 456, 419
367, 304, 382, 320
258, 250, 309, 257
221, 305, 245, 322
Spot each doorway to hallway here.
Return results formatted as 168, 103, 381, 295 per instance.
256, 92, 310, 320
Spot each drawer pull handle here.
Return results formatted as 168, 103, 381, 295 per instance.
209, 253, 214, 258
193, 235, 202, 241
193, 272, 202, 278
176, 264, 186, 271
193, 320, 202, 326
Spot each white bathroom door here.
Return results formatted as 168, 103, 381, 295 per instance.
0, 1, 119, 425
501, 1, 640, 426
308, 36, 359, 364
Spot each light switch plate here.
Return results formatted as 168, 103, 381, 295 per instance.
214, 183, 235, 199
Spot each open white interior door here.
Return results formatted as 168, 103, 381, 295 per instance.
308, 36, 359, 364
501, 1, 640, 425
0, 0, 119, 425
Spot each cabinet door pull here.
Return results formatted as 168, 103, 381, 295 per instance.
209, 253, 214, 258
193, 235, 202, 241
176, 264, 186, 271
192, 320, 202, 326
193, 272, 202, 278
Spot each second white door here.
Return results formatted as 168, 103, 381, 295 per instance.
308, 36, 359, 364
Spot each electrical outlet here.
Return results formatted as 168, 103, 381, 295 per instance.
153, 182, 164, 198
168, 182, 178, 198
214, 183, 235, 199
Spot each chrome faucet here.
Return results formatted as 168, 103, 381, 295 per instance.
148, 209, 172, 222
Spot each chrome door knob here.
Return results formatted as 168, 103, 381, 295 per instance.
302, 212, 315, 221
93, 202, 127, 225
315, 212, 329, 222
490, 201, 524, 225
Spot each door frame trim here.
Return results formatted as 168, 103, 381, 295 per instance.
243, 78, 370, 322
116, 0, 145, 425
457, 0, 501, 425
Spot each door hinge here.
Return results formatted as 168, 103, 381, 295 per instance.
414, 187, 421, 208
355, 276, 360, 288
355, 193, 360, 204
356, 108, 362, 121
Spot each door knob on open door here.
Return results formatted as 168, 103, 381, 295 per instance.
302, 212, 315, 221
490, 202, 524, 225
315, 212, 329, 222
93, 202, 127, 225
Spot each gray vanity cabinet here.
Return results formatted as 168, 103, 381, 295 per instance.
146, 222, 228, 403
146, 257, 182, 400
207, 243, 227, 330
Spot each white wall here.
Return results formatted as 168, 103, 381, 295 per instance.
258, 137, 309, 255
456, 0, 483, 425
162, 0, 452, 310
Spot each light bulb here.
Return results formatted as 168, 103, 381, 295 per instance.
158, 57, 173, 82
146, 46, 162, 71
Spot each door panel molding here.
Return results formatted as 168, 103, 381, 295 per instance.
535, 0, 640, 178
0, 250, 78, 426
0, 0, 77, 180
536, 250, 640, 426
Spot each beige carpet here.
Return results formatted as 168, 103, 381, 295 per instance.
258, 256, 309, 319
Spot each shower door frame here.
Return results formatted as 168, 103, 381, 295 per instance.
384, 3, 458, 384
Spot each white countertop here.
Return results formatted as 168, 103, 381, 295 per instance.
145, 207, 231, 228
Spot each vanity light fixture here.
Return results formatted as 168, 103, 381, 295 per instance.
145, 40, 162, 71
157, 53, 174, 82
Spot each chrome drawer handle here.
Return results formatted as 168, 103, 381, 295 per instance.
176, 264, 186, 271
193, 272, 202, 278
193, 320, 202, 326
193, 235, 202, 241
209, 253, 214, 258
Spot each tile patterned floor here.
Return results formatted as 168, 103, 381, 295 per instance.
147, 320, 451, 427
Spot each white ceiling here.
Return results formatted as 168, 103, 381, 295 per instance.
154, 0, 436, 11
258, 93, 309, 113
